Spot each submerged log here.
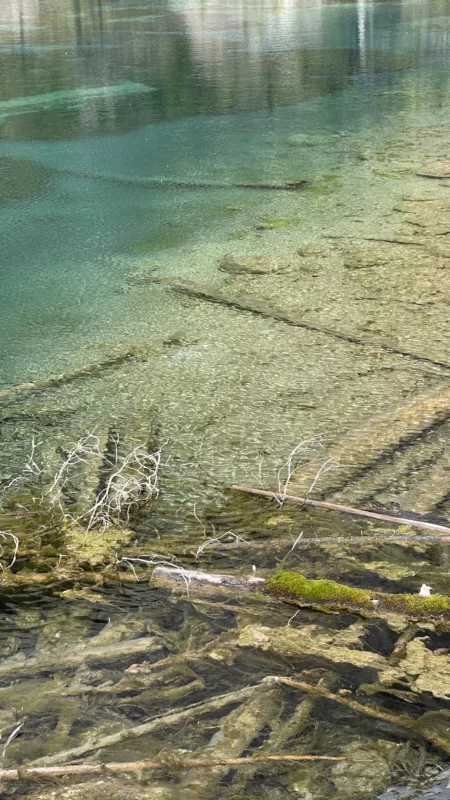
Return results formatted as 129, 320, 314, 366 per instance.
152, 566, 450, 622
58, 167, 309, 192
277, 677, 450, 756
0, 345, 151, 405
155, 276, 450, 370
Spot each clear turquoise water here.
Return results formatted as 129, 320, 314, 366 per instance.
0, 0, 449, 388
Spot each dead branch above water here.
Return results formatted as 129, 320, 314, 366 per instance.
231, 485, 450, 535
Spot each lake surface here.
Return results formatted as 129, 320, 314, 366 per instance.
2, 0, 450, 797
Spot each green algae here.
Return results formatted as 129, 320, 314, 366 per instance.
263, 571, 450, 620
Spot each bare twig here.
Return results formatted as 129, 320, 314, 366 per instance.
231, 485, 450, 535
1, 723, 24, 759
46, 433, 161, 531
116, 554, 192, 595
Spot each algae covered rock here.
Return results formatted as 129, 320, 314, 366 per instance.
379, 637, 450, 699
238, 622, 387, 671
332, 740, 392, 798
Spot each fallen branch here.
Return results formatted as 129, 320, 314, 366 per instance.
0, 753, 370, 782
277, 677, 450, 755
0, 346, 150, 405
156, 277, 450, 370
30, 684, 260, 766
231, 485, 450, 535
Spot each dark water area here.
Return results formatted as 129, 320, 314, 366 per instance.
2, 0, 450, 797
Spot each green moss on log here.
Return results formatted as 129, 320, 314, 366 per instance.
263, 572, 450, 620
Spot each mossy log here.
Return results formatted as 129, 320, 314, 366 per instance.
263, 572, 450, 621
152, 566, 450, 622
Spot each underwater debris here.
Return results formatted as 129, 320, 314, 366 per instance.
0, 82, 155, 112
153, 275, 450, 369
56, 166, 309, 192
0, 345, 151, 405
269, 383, 450, 499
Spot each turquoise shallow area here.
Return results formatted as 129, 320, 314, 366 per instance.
0, 0, 448, 387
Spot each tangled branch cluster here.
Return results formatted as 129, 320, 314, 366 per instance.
47, 432, 161, 531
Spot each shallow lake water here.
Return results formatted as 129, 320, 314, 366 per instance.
2, 0, 450, 797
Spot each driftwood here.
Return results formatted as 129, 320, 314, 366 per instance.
59, 167, 309, 192
0, 345, 150, 405
156, 276, 450, 370
231, 485, 450, 534
278, 677, 450, 755
0, 754, 366, 782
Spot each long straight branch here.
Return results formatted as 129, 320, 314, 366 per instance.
231, 484, 450, 535
0, 753, 370, 782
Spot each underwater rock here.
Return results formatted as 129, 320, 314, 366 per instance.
238, 622, 387, 671
417, 161, 450, 179
332, 741, 392, 799
125, 263, 161, 284
379, 637, 450, 700
0, 156, 51, 204
218, 253, 288, 275
297, 243, 334, 257
286, 133, 334, 147
343, 248, 388, 270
